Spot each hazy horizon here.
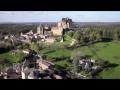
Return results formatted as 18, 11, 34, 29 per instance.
1, 22, 120, 23
0, 11, 120, 22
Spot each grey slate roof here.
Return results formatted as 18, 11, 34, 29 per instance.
42, 76, 51, 79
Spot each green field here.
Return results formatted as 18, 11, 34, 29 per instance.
74, 41, 120, 79
40, 39, 73, 69
0, 50, 26, 63
41, 49, 70, 58
0, 40, 120, 78
41, 40, 120, 79
40, 38, 71, 58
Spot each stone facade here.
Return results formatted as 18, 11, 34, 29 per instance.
37, 18, 73, 36
61, 18, 73, 29
45, 37, 56, 43
37, 25, 44, 35
51, 27, 63, 36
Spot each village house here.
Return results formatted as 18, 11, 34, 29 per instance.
45, 37, 56, 43
19, 36, 25, 41
27, 71, 40, 79
21, 67, 38, 79
28, 30, 34, 35
23, 49, 30, 54
11, 49, 20, 55
13, 63, 22, 74
21, 60, 39, 79
0, 53, 64, 79
0, 67, 19, 79
39, 60, 55, 70
78, 58, 96, 71
4, 35, 9, 40
21, 33, 29, 39
28, 71, 36, 79
53, 74, 62, 79
42, 76, 51, 79
44, 69, 55, 76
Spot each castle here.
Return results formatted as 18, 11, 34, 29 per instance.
19, 18, 74, 44
37, 17, 73, 36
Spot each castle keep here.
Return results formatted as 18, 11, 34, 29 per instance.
37, 17, 73, 36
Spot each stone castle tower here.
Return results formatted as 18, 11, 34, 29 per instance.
37, 25, 44, 35
61, 17, 73, 29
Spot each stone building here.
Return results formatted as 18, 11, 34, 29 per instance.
39, 60, 55, 70
37, 18, 73, 36
37, 25, 44, 35
51, 27, 63, 36
4, 35, 9, 40
45, 37, 56, 43
21, 60, 39, 79
27, 71, 38, 79
1, 67, 19, 79
61, 17, 73, 29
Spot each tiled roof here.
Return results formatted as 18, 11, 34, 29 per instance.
23, 67, 38, 74
41, 60, 51, 67
54, 74, 62, 79
41, 60, 55, 66
42, 76, 51, 79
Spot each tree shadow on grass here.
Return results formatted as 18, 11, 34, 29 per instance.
85, 55, 93, 58
54, 64, 68, 77
44, 50, 56, 54
109, 63, 119, 68
52, 57, 70, 62
0, 48, 11, 54
88, 46, 102, 60
113, 56, 120, 59
102, 37, 113, 42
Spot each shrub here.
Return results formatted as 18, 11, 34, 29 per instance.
46, 56, 53, 62
90, 67, 103, 77
98, 60, 110, 68
66, 59, 72, 63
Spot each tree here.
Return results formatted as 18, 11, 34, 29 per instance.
80, 36, 85, 43
64, 64, 68, 69
29, 43, 39, 53
17, 45, 22, 49
90, 67, 103, 78
114, 29, 120, 41
73, 58, 80, 72
46, 56, 52, 62
85, 63, 89, 70
73, 31, 81, 42
98, 60, 110, 68
96, 33, 102, 42
89, 32, 95, 42
71, 50, 85, 72
71, 50, 85, 60
66, 32, 73, 38
23, 43, 29, 49
0, 58, 12, 68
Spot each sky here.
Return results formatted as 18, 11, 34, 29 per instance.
0, 11, 120, 22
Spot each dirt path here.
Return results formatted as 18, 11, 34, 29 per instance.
65, 34, 76, 47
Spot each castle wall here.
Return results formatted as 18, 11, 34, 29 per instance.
51, 27, 63, 36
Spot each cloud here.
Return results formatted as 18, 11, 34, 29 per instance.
22, 11, 46, 15
0, 11, 14, 15
0, 11, 47, 16
0, 11, 120, 22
